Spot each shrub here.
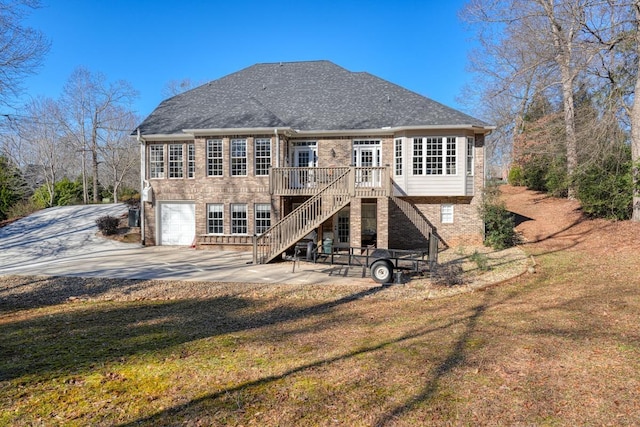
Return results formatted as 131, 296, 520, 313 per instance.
32, 178, 83, 209
469, 250, 490, 272
575, 151, 632, 220
480, 182, 519, 250
507, 165, 524, 186
5, 199, 39, 219
96, 215, 120, 235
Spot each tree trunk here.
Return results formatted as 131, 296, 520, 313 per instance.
560, 66, 578, 199
632, 1, 640, 221
92, 120, 99, 203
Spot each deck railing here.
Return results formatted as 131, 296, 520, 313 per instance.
270, 166, 390, 197
255, 168, 354, 264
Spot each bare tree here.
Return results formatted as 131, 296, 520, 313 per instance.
462, 0, 600, 198
578, 1, 640, 220
632, 1, 640, 221
14, 97, 67, 206
98, 107, 140, 203
59, 67, 138, 203
161, 78, 202, 98
0, 0, 49, 108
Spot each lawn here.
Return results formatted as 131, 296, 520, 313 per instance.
1, 238, 639, 426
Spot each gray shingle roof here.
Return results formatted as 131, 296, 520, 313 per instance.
137, 61, 490, 135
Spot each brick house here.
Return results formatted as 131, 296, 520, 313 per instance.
134, 61, 493, 263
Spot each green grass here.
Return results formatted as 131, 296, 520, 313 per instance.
1, 245, 640, 426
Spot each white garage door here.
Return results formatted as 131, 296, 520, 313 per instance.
159, 202, 195, 246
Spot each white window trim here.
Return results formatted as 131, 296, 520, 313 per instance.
206, 139, 223, 177
207, 203, 224, 235
412, 136, 459, 176
168, 143, 184, 179
231, 138, 248, 177
231, 203, 248, 235
149, 145, 165, 179
467, 137, 475, 176
394, 138, 403, 176
255, 138, 271, 176
441, 204, 454, 224
255, 203, 271, 235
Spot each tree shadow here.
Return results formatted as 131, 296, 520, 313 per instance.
0, 281, 392, 382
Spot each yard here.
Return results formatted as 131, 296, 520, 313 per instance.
1, 185, 639, 426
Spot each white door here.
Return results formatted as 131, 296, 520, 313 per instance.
292, 145, 317, 187
353, 144, 381, 186
159, 202, 195, 245
333, 207, 350, 249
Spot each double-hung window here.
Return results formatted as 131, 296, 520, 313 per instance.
425, 137, 443, 175
412, 137, 458, 176
149, 145, 164, 179
412, 138, 423, 175
231, 204, 247, 234
445, 137, 456, 175
441, 204, 454, 224
169, 143, 184, 178
187, 143, 195, 178
207, 204, 224, 234
231, 139, 247, 176
394, 138, 403, 176
207, 139, 223, 176
255, 138, 271, 176
466, 137, 475, 176
255, 204, 271, 234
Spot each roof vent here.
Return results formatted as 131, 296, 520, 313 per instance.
387, 95, 391, 103
262, 84, 266, 90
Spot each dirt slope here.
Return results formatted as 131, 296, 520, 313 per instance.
501, 185, 640, 256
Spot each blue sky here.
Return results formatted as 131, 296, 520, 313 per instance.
21, 0, 476, 120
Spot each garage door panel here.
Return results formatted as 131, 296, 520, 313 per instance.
159, 202, 195, 246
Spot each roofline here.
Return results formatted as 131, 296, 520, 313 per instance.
138, 124, 495, 140
182, 127, 294, 136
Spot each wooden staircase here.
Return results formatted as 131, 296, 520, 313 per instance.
389, 195, 440, 266
254, 168, 354, 264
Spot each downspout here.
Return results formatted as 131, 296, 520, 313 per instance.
137, 128, 146, 246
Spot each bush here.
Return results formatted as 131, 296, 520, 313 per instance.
480, 182, 519, 250
575, 152, 632, 220
5, 199, 39, 219
32, 178, 83, 209
507, 165, 524, 186
469, 250, 490, 272
96, 215, 120, 235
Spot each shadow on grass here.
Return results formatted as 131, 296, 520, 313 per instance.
0, 283, 390, 382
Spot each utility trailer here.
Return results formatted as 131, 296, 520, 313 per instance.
312, 245, 438, 284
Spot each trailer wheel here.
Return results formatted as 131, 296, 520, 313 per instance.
370, 260, 393, 284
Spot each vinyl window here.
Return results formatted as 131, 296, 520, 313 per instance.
168, 144, 184, 178
149, 145, 164, 179
255, 138, 271, 176
255, 204, 271, 235
231, 139, 247, 176
394, 138, 403, 176
231, 204, 247, 234
412, 137, 458, 176
466, 137, 475, 176
207, 139, 223, 176
207, 204, 224, 234
441, 204, 454, 224
187, 143, 195, 178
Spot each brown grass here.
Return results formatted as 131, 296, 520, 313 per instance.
1, 186, 639, 426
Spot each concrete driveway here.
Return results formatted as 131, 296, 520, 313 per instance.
0, 204, 371, 285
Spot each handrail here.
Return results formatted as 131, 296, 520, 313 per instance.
255, 168, 353, 264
